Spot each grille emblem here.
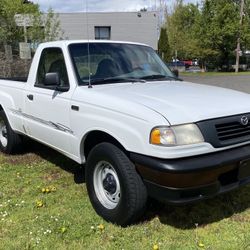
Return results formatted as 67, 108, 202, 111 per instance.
240, 116, 249, 126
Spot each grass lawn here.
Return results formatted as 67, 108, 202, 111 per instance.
1, 141, 250, 249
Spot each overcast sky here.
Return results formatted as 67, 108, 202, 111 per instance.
32, 0, 200, 13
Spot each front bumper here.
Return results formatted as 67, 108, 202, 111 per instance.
130, 144, 250, 204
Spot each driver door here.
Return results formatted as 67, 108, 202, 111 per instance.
24, 47, 74, 155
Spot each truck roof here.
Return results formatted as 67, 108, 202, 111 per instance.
39, 40, 150, 48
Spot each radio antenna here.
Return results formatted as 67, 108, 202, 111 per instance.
85, 0, 92, 88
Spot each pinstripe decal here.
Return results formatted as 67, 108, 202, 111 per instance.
10, 109, 74, 134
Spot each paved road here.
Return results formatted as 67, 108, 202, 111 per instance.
181, 74, 250, 94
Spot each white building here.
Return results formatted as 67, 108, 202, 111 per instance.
57, 12, 158, 49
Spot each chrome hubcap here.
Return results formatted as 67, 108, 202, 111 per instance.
0, 119, 7, 148
93, 161, 121, 209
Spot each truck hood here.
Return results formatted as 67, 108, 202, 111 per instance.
93, 81, 250, 125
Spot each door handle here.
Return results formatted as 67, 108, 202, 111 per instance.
71, 105, 79, 111
27, 94, 34, 101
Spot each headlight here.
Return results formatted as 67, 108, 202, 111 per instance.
150, 124, 204, 146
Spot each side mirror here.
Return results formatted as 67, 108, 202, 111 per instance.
172, 69, 179, 78
44, 72, 60, 86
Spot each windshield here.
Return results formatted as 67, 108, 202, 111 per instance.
69, 43, 177, 85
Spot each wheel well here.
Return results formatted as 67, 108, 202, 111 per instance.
83, 131, 127, 159
0, 105, 3, 111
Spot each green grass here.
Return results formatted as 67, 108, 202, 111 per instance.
1, 142, 250, 249
180, 71, 250, 76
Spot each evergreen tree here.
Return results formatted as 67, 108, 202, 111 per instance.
158, 27, 171, 62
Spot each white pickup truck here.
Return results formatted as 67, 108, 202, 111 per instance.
1, 40, 250, 226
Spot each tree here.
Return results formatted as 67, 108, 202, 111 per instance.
0, 0, 63, 46
240, 0, 250, 52
44, 8, 63, 41
165, 0, 250, 71
166, 1, 200, 60
198, 0, 240, 70
0, 0, 39, 44
158, 27, 171, 62
28, 8, 63, 43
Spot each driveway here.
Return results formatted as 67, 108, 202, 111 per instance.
181, 74, 250, 94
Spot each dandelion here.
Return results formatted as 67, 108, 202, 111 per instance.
97, 224, 105, 230
153, 244, 159, 250
41, 186, 56, 193
50, 186, 56, 192
36, 200, 44, 208
198, 242, 205, 248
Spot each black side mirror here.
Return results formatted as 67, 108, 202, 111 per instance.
44, 72, 60, 86
172, 69, 179, 78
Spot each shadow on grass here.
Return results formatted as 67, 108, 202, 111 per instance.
14, 140, 250, 229
144, 186, 250, 229
23, 139, 85, 184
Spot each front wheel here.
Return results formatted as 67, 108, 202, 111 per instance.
0, 110, 22, 154
86, 142, 147, 226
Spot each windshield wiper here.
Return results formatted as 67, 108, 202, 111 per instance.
89, 77, 146, 85
140, 74, 182, 81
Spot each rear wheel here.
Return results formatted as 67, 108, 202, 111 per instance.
86, 142, 147, 226
0, 110, 22, 154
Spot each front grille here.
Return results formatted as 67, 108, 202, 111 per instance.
215, 121, 250, 141
197, 113, 250, 148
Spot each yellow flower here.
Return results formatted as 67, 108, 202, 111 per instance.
41, 188, 46, 193
36, 200, 44, 208
61, 227, 67, 233
153, 244, 159, 250
198, 242, 205, 248
50, 186, 56, 192
97, 224, 105, 230
45, 188, 50, 193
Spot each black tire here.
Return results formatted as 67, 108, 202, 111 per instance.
86, 142, 147, 226
0, 110, 22, 154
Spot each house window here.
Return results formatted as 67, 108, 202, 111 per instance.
95, 26, 111, 40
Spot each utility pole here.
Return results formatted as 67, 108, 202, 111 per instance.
235, 0, 244, 73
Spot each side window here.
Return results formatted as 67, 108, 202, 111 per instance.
36, 48, 69, 88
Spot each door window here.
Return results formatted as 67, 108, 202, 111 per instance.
36, 48, 69, 89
